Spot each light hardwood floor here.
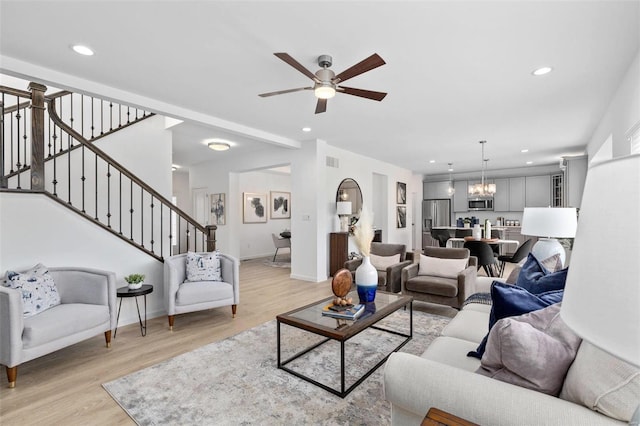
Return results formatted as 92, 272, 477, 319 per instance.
0, 257, 466, 425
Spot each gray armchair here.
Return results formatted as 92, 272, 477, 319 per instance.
401, 247, 477, 309
164, 252, 239, 330
0, 267, 116, 388
344, 242, 412, 293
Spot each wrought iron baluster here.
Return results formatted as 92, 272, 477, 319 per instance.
70, 93, 74, 131
150, 195, 154, 253
130, 179, 134, 240
178, 216, 181, 253
91, 96, 95, 139
67, 129, 72, 204
107, 164, 112, 228
126, 106, 130, 124
140, 186, 144, 248
81, 95, 84, 139
186, 223, 190, 252
15, 99, 21, 188
47, 118, 52, 157
119, 172, 123, 235
81, 144, 86, 212
160, 205, 164, 259
52, 122, 58, 196
94, 153, 98, 220
109, 102, 113, 131
100, 100, 104, 135
118, 104, 122, 128
21, 104, 27, 171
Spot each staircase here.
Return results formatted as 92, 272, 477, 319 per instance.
0, 82, 215, 261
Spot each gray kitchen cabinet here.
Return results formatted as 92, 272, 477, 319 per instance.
493, 178, 510, 212
509, 177, 525, 211
453, 180, 468, 212
525, 175, 551, 207
423, 181, 452, 200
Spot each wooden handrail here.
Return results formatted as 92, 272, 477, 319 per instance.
46, 97, 207, 234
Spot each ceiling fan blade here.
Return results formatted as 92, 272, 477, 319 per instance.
258, 87, 312, 97
338, 86, 387, 101
274, 53, 319, 82
315, 98, 327, 114
333, 53, 386, 83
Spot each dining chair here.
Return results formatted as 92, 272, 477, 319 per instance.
497, 238, 534, 277
463, 240, 499, 277
271, 233, 291, 262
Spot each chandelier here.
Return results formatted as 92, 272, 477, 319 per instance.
468, 141, 496, 196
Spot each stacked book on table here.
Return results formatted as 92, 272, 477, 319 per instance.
322, 303, 365, 320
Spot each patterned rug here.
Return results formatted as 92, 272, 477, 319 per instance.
103, 309, 449, 425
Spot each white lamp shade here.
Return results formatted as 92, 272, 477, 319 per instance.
561, 154, 640, 366
336, 201, 352, 215
521, 207, 577, 238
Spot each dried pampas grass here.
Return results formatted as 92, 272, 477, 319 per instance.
353, 205, 374, 256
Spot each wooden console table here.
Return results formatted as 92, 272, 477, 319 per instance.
329, 232, 349, 276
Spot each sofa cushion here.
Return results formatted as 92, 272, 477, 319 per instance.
3, 264, 61, 317
560, 341, 640, 422
405, 275, 458, 297
423, 336, 481, 372
370, 253, 400, 271
440, 309, 489, 343
467, 282, 564, 359
176, 281, 233, 306
418, 255, 467, 279
23, 303, 110, 348
515, 253, 568, 294
185, 251, 221, 283
476, 303, 582, 396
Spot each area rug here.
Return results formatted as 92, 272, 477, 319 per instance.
103, 309, 449, 425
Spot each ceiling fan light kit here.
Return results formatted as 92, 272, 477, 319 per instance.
259, 52, 387, 114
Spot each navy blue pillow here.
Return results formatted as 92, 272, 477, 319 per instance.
467, 282, 564, 359
515, 253, 568, 294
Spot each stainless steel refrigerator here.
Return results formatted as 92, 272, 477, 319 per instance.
423, 199, 451, 231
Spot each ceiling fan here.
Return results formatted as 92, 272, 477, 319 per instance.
259, 53, 387, 114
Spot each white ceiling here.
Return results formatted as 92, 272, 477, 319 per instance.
1, 1, 638, 176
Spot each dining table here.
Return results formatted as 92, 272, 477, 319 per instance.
446, 237, 520, 255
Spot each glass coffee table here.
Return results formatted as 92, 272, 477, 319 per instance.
276, 291, 413, 398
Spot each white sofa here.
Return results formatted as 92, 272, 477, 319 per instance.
383, 277, 625, 425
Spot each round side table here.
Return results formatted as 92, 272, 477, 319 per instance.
115, 284, 154, 337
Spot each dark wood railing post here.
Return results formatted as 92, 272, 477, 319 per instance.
29, 82, 47, 191
206, 225, 217, 252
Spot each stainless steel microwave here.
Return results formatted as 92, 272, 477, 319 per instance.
468, 197, 494, 211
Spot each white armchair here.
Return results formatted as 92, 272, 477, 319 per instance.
164, 252, 239, 330
0, 267, 116, 388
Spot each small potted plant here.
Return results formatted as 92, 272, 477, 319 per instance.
124, 273, 145, 290
463, 218, 471, 228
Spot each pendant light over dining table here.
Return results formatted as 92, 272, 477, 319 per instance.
468, 140, 496, 196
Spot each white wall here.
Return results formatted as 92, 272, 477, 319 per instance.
0, 194, 166, 327
237, 170, 291, 259
587, 50, 640, 159
0, 114, 173, 327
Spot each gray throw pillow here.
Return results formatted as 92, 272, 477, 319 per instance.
476, 303, 582, 396
559, 341, 640, 422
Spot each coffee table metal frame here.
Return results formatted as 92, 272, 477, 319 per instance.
276, 291, 413, 398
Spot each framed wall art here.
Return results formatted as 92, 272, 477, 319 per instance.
397, 206, 407, 228
210, 193, 226, 226
270, 191, 291, 219
243, 192, 267, 223
397, 182, 407, 204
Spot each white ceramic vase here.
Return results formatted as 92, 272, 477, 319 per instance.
128, 282, 143, 290
355, 256, 378, 303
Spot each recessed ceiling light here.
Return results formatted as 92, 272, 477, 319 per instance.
532, 66, 553, 76
72, 44, 94, 56
302, 127, 311, 132
526, 161, 533, 165
208, 142, 230, 151
429, 160, 435, 164
521, 149, 529, 153
448, 167, 454, 172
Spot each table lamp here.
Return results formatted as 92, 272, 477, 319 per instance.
336, 201, 352, 233
521, 207, 577, 267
